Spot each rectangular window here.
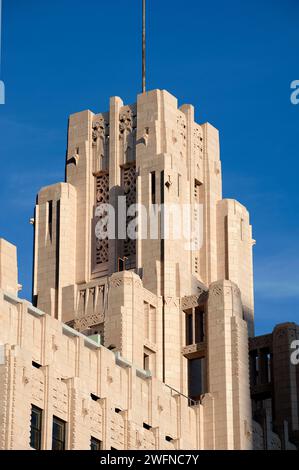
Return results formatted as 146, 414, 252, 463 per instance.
260, 348, 271, 384
250, 351, 259, 386
48, 201, 53, 241
188, 357, 206, 401
185, 310, 193, 345
30, 405, 42, 450
195, 308, 205, 343
52, 416, 66, 450
151, 171, 156, 204
90, 437, 102, 450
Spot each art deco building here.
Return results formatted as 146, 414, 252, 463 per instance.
0, 89, 296, 450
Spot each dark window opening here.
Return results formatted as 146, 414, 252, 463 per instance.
48, 201, 53, 241
115, 408, 122, 414
195, 308, 205, 343
30, 405, 42, 450
188, 357, 206, 401
32, 361, 42, 369
143, 423, 152, 430
185, 310, 193, 345
32, 295, 38, 308
118, 257, 128, 272
260, 348, 271, 384
165, 435, 173, 442
90, 437, 102, 450
52, 416, 66, 450
91, 393, 100, 402
250, 350, 259, 386
151, 171, 156, 204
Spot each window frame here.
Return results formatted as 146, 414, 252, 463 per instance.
90, 436, 102, 451
30, 405, 43, 450
52, 416, 66, 451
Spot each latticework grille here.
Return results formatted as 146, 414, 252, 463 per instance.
95, 173, 109, 267
122, 165, 137, 267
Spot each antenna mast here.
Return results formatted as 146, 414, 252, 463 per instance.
142, 0, 146, 93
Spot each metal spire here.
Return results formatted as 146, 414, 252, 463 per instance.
142, 0, 146, 93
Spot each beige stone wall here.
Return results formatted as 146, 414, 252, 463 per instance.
217, 199, 254, 336
0, 287, 200, 450
0, 283, 256, 450
207, 280, 252, 450
0, 239, 18, 296
0, 236, 256, 450
33, 183, 77, 320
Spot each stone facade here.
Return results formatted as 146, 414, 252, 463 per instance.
0, 89, 291, 450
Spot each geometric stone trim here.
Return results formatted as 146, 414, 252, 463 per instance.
72, 313, 105, 332
181, 289, 208, 311
182, 342, 206, 359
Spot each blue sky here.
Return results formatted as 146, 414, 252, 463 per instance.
0, 0, 298, 335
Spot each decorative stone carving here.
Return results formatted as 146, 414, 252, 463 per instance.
53, 379, 68, 415
181, 291, 207, 311
177, 113, 187, 155
209, 283, 223, 298
109, 277, 123, 289
73, 314, 105, 332
119, 105, 137, 163
31, 368, 44, 406
193, 125, 203, 159
182, 343, 206, 357
92, 117, 106, 143
95, 173, 109, 267
143, 289, 158, 308
90, 400, 103, 436
164, 297, 179, 308
121, 165, 137, 267
92, 115, 109, 172
22, 367, 30, 385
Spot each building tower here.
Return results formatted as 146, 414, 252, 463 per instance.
30, 88, 254, 449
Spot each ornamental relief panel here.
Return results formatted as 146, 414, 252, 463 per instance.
93, 173, 109, 274
121, 164, 137, 269
119, 105, 137, 164
75, 284, 107, 326
92, 114, 109, 173
193, 125, 203, 160
176, 113, 187, 158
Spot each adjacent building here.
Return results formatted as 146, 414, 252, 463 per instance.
249, 322, 299, 449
